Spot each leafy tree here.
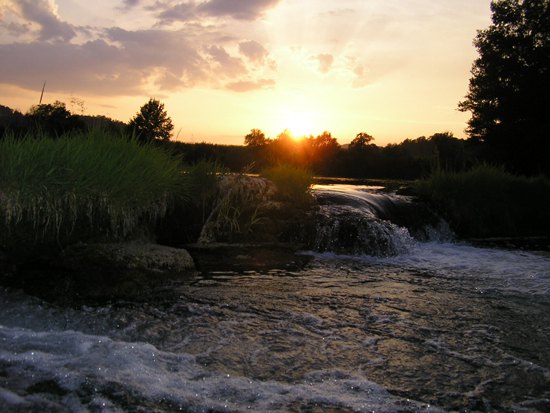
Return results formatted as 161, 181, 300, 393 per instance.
459, 0, 550, 174
128, 98, 173, 143
26, 100, 84, 136
0, 105, 25, 139
244, 128, 268, 146
349, 132, 374, 150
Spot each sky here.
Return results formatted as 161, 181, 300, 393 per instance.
0, 0, 492, 146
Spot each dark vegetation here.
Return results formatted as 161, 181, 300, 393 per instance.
0, 131, 189, 257
1, 1, 548, 246
413, 166, 550, 238
458, 0, 550, 176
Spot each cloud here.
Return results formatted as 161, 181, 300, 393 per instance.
314, 53, 334, 74
0, 1, 280, 96
121, 0, 140, 8
12, 0, 76, 41
225, 78, 275, 92
0, 24, 274, 96
206, 45, 247, 77
197, 0, 281, 20
239, 40, 268, 63
155, 2, 197, 24
0, 27, 214, 96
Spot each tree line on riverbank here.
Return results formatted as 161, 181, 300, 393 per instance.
0, 101, 490, 181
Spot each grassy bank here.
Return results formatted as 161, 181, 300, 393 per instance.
260, 164, 313, 208
0, 130, 189, 251
413, 166, 550, 238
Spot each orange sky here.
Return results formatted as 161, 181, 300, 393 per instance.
0, 0, 491, 146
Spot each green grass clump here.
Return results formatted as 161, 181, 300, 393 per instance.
260, 164, 313, 208
0, 130, 189, 249
413, 165, 550, 238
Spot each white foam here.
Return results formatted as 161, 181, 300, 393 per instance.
0, 324, 442, 412
310, 242, 550, 296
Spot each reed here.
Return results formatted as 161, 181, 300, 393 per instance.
260, 164, 313, 207
0, 130, 190, 249
413, 165, 550, 238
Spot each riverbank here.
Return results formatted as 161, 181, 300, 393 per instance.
411, 166, 550, 239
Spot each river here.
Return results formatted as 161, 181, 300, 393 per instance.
1, 184, 549, 412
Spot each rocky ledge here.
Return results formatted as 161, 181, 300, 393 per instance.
1, 242, 196, 304
59, 242, 195, 274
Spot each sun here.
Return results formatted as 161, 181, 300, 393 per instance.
282, 111, 315, 139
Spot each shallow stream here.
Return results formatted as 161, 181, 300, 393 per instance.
1, 184, 549, 412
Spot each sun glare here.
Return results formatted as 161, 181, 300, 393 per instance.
283, 111, 315, 139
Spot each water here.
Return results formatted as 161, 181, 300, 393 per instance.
1, 184, 549, 412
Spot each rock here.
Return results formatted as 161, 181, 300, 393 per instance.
60, 242, 195, 274
20, 242, 199, 303
186, 243, 312, 273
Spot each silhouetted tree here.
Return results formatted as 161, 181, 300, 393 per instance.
244, 128, 268, 146
128, 98, 173, 143
349, 132, 374, 150
0, 105, 26, 138
26, 100, 84, 136
459, 0, 550, 175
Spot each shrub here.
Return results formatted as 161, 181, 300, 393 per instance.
0, 130, 189, 251
413, 165, 550, 238
260, 164, 313, 208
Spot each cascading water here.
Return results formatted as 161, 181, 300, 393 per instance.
1, 183, 549, 412
308, 184, 450, 256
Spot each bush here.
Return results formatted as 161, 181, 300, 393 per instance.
260, 164, 313, 208
0, 130, 189, 251
413, 165, 550, 238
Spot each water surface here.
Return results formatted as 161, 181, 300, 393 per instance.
1, 185, 549, 412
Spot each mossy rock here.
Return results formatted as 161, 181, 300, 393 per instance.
60, 242, 195, 274
1, 243, 196, 304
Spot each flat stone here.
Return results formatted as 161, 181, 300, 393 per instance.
61, 242, 195, 274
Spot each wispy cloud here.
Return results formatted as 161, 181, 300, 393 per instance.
206, 45, 247, 77
313, 53, 334, 74
197, 0, 281, 20
0, 0, 280, 96
10, 0, 76, 41
239, 40, 268, 63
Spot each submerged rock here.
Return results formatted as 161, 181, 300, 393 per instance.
2, 243, 196, 304
60, 242, 195, 274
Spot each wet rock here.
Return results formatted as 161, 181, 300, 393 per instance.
187, 243, 312, 273
60, 242, 195, 274
4, 242, 196, 304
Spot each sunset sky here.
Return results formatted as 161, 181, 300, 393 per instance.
0, 0, 491, 145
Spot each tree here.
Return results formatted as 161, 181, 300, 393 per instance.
349, 132, 374, 150
26, 100, 84, 136
244, 128, 268, 146
128, 98, 173, 143
459, 0, 550, 174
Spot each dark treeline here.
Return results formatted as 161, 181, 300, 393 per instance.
0, 93, 540, 182
165, 130, 475, 180
0, 102, 125, 138
0, 101, 478, 180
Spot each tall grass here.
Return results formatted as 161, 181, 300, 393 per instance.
413, 165, 550, 238
0, 130, 189, 249
260, 164, 313, 208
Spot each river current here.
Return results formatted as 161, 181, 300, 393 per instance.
1, 184, 549, 412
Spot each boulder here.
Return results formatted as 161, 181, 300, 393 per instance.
60, 242, 195, 274
30, 242, 198, 303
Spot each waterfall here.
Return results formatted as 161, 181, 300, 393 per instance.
307, 184, 451, 256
